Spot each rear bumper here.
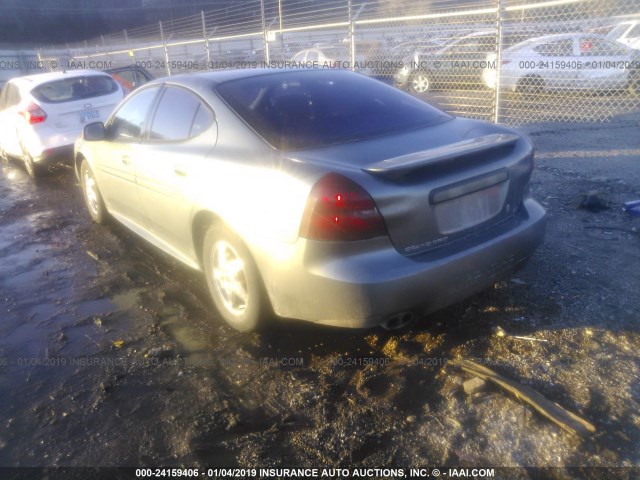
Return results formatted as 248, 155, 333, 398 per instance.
257, 198, 546, 328
20, 125, 79, 165
32, 145, 74, 165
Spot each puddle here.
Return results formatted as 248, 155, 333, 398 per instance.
76, 290, 140, 317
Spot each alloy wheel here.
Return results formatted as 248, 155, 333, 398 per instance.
84, 167, 100, 216
211, 240, 249, 316
411, 74, 430, 93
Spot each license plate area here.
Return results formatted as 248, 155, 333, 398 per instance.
80, 110, 100, 123
433, 172, 509, 235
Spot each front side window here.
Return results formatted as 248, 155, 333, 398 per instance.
108, 86, 159, 141
31, 75, 119, 103
292, 51, 307, 62
148, 87, 213, 142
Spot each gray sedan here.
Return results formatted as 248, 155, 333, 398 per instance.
74, 69, 545, 331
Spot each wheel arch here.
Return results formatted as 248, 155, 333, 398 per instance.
74, 153, 86, 181
191, 210, 225, 270
194, 210, 275, 328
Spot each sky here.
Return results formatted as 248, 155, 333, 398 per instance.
0, 0, 242, 45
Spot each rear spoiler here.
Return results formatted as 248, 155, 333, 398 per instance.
363, 133, 520, 178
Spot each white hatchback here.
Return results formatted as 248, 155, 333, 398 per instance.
0, 69, 123, 178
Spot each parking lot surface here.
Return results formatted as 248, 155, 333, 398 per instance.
0, 111, 638, 475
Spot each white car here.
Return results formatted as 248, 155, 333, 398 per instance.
483, 33, 640, 94
0, 69, 123, 178
606, 20, 640, 49
290, 47, 349, 68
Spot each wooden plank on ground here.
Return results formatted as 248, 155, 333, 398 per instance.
450, 358, 596, 437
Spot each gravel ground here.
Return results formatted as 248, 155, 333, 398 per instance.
0, 111, 638, 479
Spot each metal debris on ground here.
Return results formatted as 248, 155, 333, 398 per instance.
493, 326, 548, 342
623, 200, 640, 217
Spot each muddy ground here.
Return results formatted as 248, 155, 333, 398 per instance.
0, 112, 638, 478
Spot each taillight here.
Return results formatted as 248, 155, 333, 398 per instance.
300, 173, 387, 241
19, 103, 47, 125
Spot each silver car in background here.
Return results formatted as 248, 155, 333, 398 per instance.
483, 33, 640, 94
75, 69, 546, 331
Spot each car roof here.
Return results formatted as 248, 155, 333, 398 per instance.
521, 32, 608, 44
506, 32, 615, 52
145, 68, 317, 88
10, 69, 113, 88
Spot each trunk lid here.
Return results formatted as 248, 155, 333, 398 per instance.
287, 117, 534, 255
29, 75, 123, 132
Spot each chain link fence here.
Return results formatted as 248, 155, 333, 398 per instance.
34, 0, 640, 126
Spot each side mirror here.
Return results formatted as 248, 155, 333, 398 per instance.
83, 122, 105, 141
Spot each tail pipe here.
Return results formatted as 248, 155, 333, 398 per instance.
381, 311, 415, 331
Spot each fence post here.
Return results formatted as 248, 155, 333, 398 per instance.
201, 11, 211, 68
101, 35, 107, 61
124, 29, 135, 63
260, 0, 270, 64
36, 50, 47, 72
348, 0, 355, 71
494, 0, 505, 124
159, 21, 171, 76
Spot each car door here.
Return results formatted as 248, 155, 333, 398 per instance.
578, 37, 630, 90
135, 85, 216, 256
440, 36, 490, 86
533, 38, 577, 90
94, 85, 161, 225
0, 83, 24, 157
458, 35, 495, 85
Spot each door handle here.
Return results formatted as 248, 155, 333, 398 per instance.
122, 156, 131, 166
174, 166, 187, 177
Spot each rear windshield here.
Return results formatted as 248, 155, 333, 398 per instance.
215, 70, 450, 150
31, 75, 119, 103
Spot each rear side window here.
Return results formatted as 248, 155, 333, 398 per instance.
533, 39, 574, 57
149, 87, 213, 141
216, 70, 450, 150
31, 75, 119, 103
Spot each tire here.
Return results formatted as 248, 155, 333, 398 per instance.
80, 160, 107, 224
202, 225, 266, 332
0, 146, 9, 164
23, 152, 39, 179
410, 73, 430, 93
